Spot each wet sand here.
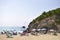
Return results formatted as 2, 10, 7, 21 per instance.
0, 34, 60, 40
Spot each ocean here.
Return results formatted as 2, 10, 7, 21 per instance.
0, 26, 27, 32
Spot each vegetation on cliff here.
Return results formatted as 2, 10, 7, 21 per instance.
28, 8, 60, 32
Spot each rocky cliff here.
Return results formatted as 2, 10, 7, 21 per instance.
28, 8, 60, 32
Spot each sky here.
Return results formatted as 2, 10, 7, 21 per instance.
0, 0, 60, 27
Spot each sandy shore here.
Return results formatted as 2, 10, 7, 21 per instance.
0, 33, 60, 40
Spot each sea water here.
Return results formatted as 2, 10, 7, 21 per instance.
0, 26, 27, 32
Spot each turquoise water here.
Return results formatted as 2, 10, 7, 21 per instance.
0, 26, 27, 32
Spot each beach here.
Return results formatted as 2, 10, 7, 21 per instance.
0, 33, 60, 40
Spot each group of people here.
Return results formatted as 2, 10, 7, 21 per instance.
31, 27, 58, 36
0, 30, 29, 38
0, 26, 59, 38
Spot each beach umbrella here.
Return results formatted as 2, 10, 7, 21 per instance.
41, 28, 47, 30
37, 29, 41, 31
19, 31, 23, 34
32, 29, 36, 31
49, 29, 55, 32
